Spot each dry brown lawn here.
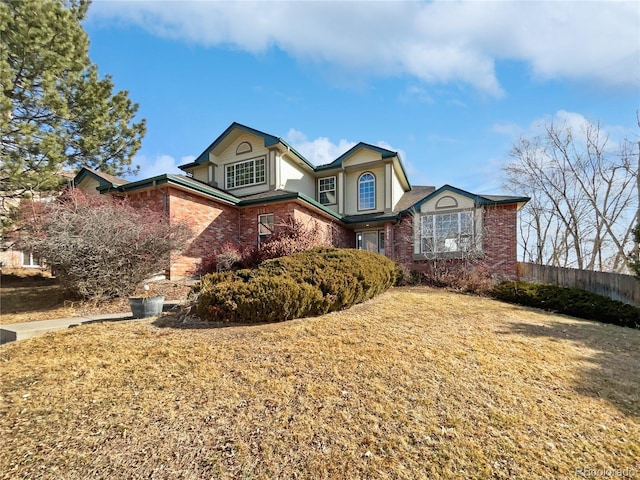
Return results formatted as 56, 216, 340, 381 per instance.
1, 287, 638, 479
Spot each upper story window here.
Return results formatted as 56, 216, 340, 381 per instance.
225, 156, 265, 189
318, 176, 336, 205
419, 210, 475, 255
236, 141, 252, 155
358, 172, 375, 210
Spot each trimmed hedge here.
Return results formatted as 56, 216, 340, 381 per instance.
195, 247, 397, 323
491, 281, 640, 329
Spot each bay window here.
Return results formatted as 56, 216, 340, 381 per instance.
419, 210, 476, 255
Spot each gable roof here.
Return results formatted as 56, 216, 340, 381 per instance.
237, 190, 343, 221
394, 186, 436, 212
315, 142, 397, 171
73, 166, 129, 190
315, 142, 412, 191
339, 186, 436, 225
409, 184, 530, 211
181, 122, 315, 171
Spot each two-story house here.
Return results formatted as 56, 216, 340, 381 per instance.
74, 122, 528, 279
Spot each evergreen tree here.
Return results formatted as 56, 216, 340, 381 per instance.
0, 0, 145, 204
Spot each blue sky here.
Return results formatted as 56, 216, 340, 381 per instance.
85, 1, 639, 194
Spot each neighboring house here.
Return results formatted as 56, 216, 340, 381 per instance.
0, 170, 78, 269
74, 122, 528, 279
72, 166, 129, 194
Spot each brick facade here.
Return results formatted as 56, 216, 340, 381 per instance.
121, 186, 520, 280
168, 188, 239, 278
140, 190, 356, 278
239, 201, 354, 251
481, 204, 519, 279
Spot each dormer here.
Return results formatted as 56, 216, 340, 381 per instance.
179, 122, 315, 197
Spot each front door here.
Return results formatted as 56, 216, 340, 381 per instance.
356, 230, 385, 254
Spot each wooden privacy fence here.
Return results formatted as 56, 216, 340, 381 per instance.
517, 262, 640, 307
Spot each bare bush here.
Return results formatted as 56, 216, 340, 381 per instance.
196, 216, 332, 275
420, 258, 494, 294
196, 242, 244, 275
18, 190, 191, 300
255, 216, 330, 264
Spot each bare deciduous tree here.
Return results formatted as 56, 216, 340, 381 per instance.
503, 118, 638, 272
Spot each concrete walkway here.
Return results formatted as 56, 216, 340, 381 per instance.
0, 301, 183, 344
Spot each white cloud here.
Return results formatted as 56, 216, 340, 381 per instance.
528, 110, 601, 138
493, 110, 633, 146
88, 1, 639, 96
285, 129, 356, 166
528, 110, 633, 153
132, 154, 194, 180
399, 85, 434, 104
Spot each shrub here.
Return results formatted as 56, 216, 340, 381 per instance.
196, 242, 244, 275
194, 247, 397, 323
491, 281, 640, 329
18, 189, 191, 300
422, 258, 495, 294
393, 262, 421, 286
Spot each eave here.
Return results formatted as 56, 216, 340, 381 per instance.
98, 174, 240, 206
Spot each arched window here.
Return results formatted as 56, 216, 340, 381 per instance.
358, 172, 375, 210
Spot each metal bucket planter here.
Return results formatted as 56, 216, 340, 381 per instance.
128, 296, 165, 318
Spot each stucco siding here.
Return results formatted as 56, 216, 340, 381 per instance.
342, 148, 381, 167
76, 177, 101, 195
190, 165, 209, 183
419, 191, 475, 212
391, 167, 405, 210
211, 133, 271, 194
280, 156, 315, 196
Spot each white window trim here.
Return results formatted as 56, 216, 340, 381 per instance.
419, 210, 476, 255
225, 156, 266, 189
358, 172, 376, 211
22, 250, 41, 268
258, 213, 274, 246
318, 176, 337, 205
